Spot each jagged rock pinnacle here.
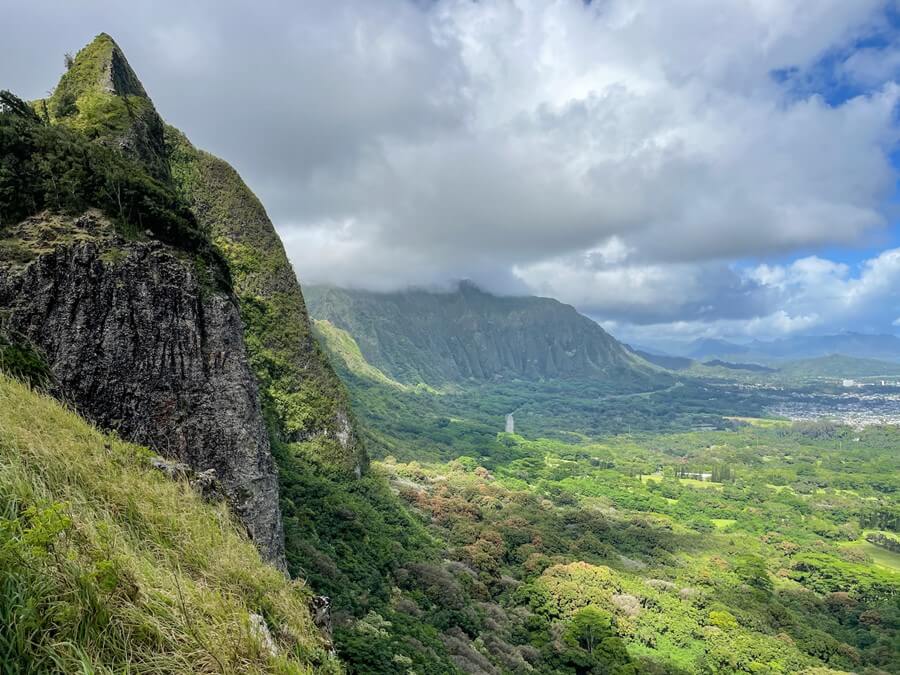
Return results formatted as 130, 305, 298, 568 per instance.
48, 33, 168, 179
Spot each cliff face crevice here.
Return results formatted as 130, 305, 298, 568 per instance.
0, 212, 285, 568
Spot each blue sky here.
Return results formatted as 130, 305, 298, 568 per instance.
762, 3, 900, 266
2, 0, 900, 343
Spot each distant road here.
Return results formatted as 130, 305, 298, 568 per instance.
597, 381, 684, 401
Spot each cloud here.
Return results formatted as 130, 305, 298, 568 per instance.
2, 0, 899, 338
512, 245, 772, 324
600, 247, 900, 345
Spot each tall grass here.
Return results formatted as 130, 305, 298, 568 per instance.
0, 374, 339, 673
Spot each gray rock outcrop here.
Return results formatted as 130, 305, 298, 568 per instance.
0, 211, 285, 568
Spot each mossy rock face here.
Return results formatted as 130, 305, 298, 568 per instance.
166, 126, 367, 474
44, 33, 169, 181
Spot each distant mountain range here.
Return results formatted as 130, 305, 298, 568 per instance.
306, 283, 900, 385
669, 333, 900, 363
305, 282, 657, 387
625, 346, 694, 371
776, 354, 900, 379
683, 338, 751, 359
702, 359, 776, 373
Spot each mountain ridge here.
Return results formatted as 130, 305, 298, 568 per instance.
305, 282, 658, 388
655, 332, 900, 364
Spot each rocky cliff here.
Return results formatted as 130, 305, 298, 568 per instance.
0, 211, 285, 567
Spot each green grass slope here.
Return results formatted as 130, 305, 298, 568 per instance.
313, 319, 409, 391
0, 374, 338, 674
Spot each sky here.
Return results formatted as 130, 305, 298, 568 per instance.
3, 0, 900, 347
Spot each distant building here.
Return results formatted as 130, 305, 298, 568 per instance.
505, 414, 515, 434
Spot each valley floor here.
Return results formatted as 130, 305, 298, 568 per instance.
311, 322, 900, 673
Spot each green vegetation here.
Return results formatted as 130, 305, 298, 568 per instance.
307, 320, 900, 673
47, 34, 146, 121
165, 127, 364, 472
0, 91, 224, 280
0, 374, 337, 673
313, 320, 409, 390
38, 33, 169, 180
0, 333, 51, 388
368, 421, 900, 674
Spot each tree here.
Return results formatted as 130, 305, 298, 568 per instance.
564, 606, 614, 655
556, 606, 636, 674
734, 554, 773, 593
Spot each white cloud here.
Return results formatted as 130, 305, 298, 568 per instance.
3, 0, 899, 339
271, 0, 899, 284
598, 248, 900, 344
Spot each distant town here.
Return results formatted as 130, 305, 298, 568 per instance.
768, 389, 900, 427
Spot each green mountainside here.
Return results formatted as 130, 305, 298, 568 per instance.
305, 282, 657, 387
164, 127, 366, 474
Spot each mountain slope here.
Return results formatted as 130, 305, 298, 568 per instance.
1, 33, 368, 570
685, 338, 749, 359
305, 282, 655, 387
165, 128, 365, 473
0, 374, 338, 672
625, 345, 695, 371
